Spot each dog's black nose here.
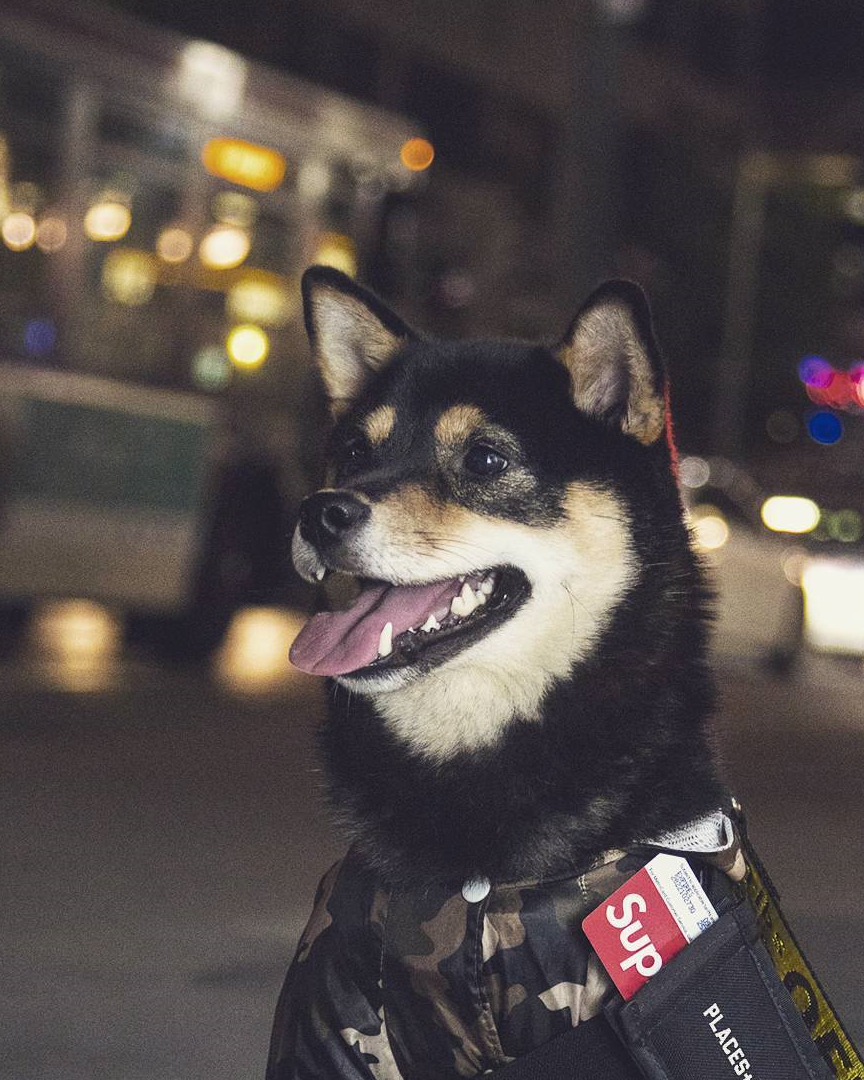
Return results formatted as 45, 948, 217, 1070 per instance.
299, 491, 370, 547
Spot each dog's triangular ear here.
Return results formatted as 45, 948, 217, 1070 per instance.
556, 280, 667, 446
302, 265, 415, 415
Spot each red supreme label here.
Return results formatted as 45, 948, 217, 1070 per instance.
582, 854, 716, 1000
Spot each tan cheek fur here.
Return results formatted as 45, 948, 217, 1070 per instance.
345, 483, 635, 760
346, 485, 480, 584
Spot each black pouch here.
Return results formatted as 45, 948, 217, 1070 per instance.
606, 899, 833, 1080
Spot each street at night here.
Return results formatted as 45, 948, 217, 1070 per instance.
2, 536, 863, 1079
3, 0, 864, 1076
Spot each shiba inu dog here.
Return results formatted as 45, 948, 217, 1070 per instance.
288, 265, 724, 888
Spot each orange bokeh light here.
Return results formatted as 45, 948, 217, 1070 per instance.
201, 138, 286, 192
400, 137, 435, 172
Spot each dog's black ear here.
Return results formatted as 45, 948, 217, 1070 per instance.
302, 266, 415, 415
555, 280, 667, 446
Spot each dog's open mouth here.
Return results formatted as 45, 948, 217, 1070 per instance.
289, 567, 529, 677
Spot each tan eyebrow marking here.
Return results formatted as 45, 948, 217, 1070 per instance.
364, 405, 396, 445
434, 404, 487, 446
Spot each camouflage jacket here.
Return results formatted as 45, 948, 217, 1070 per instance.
266, 818, 741, 1080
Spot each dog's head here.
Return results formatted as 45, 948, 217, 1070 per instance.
290, 266, 680, 758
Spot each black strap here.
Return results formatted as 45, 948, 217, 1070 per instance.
491, 1014, 642, 1079
734, 809, 864, 1079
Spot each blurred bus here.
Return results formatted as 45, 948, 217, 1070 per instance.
0, 0, 422, 660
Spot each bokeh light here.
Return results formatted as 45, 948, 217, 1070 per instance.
29, 599, 121, 692
296, 160, 331, 200
807, 410, 843, 445
2, 212, 37, 251
765, 410, 799, 443
178, 40, 247, 119
314, 232, 357, 277
191, 345, 232, 391
215, 606, 309, 692
226, 324, 269, 367
212, 190, 257, 228
678, 455, 710, 489
23, 318, 57, 356
400, 137, 435, 172
782, 550, 807, 587
227, 276, 295, 326
156, 225, 194, 264
84, 200, 131, 242
802, 558, 864, 655
199, 225, 250, 269
36, 216, 68, 253
824, 509, 863, 544
201, 137, 286, 192
761, 496, 821, 534
102, 249, 158, 305
597, 0, 648, 22
798, 355, 833, 388
689, 504, 729, 551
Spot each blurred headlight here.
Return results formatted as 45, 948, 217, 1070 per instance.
761, 496, 820, 534
801, 556, 864, 655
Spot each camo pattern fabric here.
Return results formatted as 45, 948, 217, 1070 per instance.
265, 846, 659, 1079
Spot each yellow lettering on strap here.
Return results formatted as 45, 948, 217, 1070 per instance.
738, 827, 864, 1080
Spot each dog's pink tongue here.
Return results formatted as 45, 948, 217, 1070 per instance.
289, 578, 459, 676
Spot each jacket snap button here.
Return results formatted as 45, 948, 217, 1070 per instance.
461, 876, 491, 903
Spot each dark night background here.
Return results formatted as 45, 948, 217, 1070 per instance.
1, 2, 863, 1077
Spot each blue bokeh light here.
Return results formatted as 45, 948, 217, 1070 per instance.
798, 355, 833, 388
807, 410, 843, 445
23, 317, 57, 356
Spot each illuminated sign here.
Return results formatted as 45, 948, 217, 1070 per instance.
201, 138, 286, 192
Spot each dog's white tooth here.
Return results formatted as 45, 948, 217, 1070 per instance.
479, 578, 495, 596
378, 622, 393, 657
459, 575, 466, 584
474, 588, 487, 606
315, 567, 326, 582
450, 594, 466, 617
459, 581, 479, 614
420, 615, 440, 633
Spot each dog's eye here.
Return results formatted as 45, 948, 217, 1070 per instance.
464, 444, 509, 477
338, 436, 368, 471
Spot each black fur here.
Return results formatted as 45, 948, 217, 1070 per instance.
301, 270, 725, 887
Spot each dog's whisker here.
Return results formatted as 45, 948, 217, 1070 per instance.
562, 582, 578, 650
419, 544, 486, 569
417, 536, 503, 561
563, 583, 597, 624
